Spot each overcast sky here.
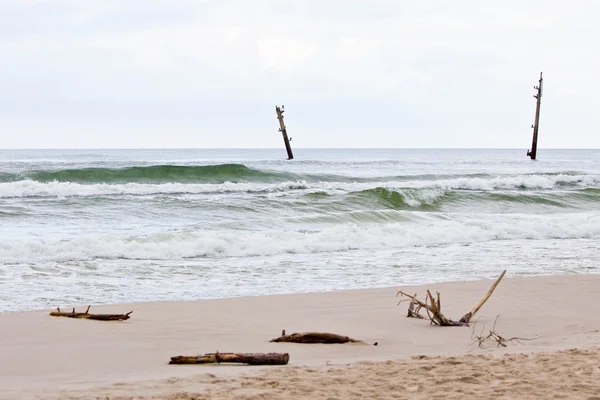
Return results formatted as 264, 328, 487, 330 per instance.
1, 0, 599, 149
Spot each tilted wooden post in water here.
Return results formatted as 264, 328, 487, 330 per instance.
275, 105, 294, 160
527, 72, 543, 160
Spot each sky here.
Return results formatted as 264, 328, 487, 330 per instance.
1, 0, 599, 149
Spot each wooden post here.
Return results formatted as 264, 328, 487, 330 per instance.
527, 72, 543, 160
275, 105, 294, 160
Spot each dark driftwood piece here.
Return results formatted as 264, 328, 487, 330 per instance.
270, 331, 365, 344
397, 270, 506, 327
49, 306, 132, 321
170, 352, 289, 365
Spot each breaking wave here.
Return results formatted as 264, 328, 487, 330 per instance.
2, 213, 600, 263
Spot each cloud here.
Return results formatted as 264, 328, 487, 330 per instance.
1, 0, 599, 148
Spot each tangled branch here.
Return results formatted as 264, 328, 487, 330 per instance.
471, 315, 539, 348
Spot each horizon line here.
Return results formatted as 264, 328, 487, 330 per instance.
1, 147, 599, 151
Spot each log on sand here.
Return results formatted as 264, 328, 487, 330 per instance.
170, 352, 289, 365
397, 270, 506, 327
49, 306, 132, 321
270, 330, 366, 344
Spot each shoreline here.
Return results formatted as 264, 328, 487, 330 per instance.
2, 274, 600, 399
1, 271, 586, 315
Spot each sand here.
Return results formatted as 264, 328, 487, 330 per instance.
1, 274, 600, 399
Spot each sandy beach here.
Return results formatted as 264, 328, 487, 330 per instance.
2, 274, 600, 399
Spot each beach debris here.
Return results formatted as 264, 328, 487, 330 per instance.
49, 305, 132, 321
407, 297, 425, 319
397, 270, 506, 327
270, 331, 367, 344
527, 72, 543, 160
275, 105, 294, 160
169, 352, 289, 365
471, 315, 539, 348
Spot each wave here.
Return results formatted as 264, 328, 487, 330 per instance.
2, 213, 600, 263
351, 187, 447, 209
349, 187, 589, 210
3, 164, 599, 190
426, 174, 600, 191
0, 211, 21, 218
0, 164, 298, 184
0, 180, 313, 198
2, 177, 600, 211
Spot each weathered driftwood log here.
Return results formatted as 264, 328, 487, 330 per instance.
458, 270, 506, 324
170, 352, 289, 365
49, 306, 132, 321
397, 270, 506, 327
270, 331, 364, 344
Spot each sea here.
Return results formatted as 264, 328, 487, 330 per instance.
1, 148, 599, 312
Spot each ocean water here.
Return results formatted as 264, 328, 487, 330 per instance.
1, 148, 599, 312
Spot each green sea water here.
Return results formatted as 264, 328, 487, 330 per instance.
1, 148, 599, 311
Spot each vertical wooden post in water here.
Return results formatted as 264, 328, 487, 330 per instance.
527, 72, 543, 160
275, 105, 294, 160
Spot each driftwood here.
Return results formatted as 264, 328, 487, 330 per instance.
407, 298, 425, 319
471, 316, 539, 348
397, 270, 506, 327
49, 306, 132, 321
270, 330, 366, 344
170, 352, 289, 365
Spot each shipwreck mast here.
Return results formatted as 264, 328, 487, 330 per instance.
527, 72, 543, 160
275, 105, 294, 160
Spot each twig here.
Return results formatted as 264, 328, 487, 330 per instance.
470, 315, 539, 348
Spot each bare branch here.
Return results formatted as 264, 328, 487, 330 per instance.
460, 270, 506, 324
470, 315, 539, 348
